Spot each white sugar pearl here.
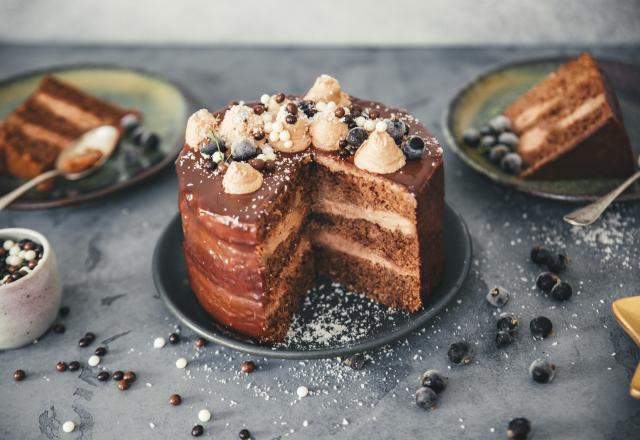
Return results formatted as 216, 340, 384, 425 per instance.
279, 130, 291, 142
264, 122, 273, 133
355, 116, 366, 127
272, 121, 283, 133
88, 355, 100, 367
296, 385, 309, 398
211, 152, 225, 163
260, 94, 270, 105
198, 409, 212, 422
62, 421, 76, 433
364, 120, 375, 132
6, 255, 22, 267
265, 153, 277, 161
268, 132, 279, 143
326, 101, 336, 110
9, 245, 20, 256
284, 140, 293, 149
316, 101, 327, 111
24, 250, 36, 261
19, 267, 31, 274
176, 357, 188, 369
262, 112, 274, 122
3, 240, 14, 250
375, 121, 388, 132
255, 153, 267, 161
262, 145, 274, 155
343, 107, 351, 115
153, 337, 166, 348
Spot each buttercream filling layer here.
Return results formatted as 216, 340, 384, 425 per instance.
312, 196, 416, 236
35, 93, 103, 130
312, 230, 418, 278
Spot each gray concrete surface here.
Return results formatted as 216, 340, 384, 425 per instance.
0, 0, 639, 46
0, 45, 639, 440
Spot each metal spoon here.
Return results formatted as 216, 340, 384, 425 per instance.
563, 155, 640, 227
0, 125, 119, 209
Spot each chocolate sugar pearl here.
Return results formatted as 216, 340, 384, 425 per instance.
59, 306, 70, 318
123, 371, 136, 383
56, 361, 67, 372
286, 102, 298, 114
117, 379, 129, 391
369, 110, 380, 119
78, 338, 90, 348
52, 323, 66, 334
195, 337, 206, 348
285, 114, 297, 125
253, 104, 265, 115
112, 370, 124, 381
97, 371, 110, 382
239, 428, 251, 439
94, 346, 107, 356
335, 107, 345, 118
275, 93, 285, 103
13, 369, 26, 381
241, 360, 255, 373
168, 333, 180, 344
84, 332, 96, 342
68, 361, 80, 371
191, 425, 204, 437
169, 394, 182, 406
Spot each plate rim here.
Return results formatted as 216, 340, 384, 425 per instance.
0, 62, 200, 210
152, 202, 472, 360
441, 55, 640, 203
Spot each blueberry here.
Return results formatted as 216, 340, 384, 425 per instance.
550, 281, 572, 301
120, 114, 140, 134
536, 272, 559, 292
488, 115, 512, 133
415, 386, 438, 410
462, 128, 481, 147
486, 286, 510, 307
386, 119, 408, 144
530, 246, 551, 265
497, 313, 518, 332
530, 316, 553, 339
401, 136, 425, 160
507, 418, 532, 440
529, 358, 556, 384
500, 153, 522, 174
200, 135, 226, 155
141, 131, 160, 150
489, 145, 510, 164
131, 126, 145, 145
479, 135, 496, 149
447, 341, 473, 365
547, 253, 569, 273
346, 127, 369, 147
420, 370, 447, 394
231, 138, 258, 161
496, 330, 513, 348
498, 132, 519, 149
479, 126, 492, 136
343, 353, 366, 370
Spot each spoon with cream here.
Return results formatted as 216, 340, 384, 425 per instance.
0, 125, 119, 209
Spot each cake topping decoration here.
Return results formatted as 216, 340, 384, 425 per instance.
269, 107, 311, 153
400, 135, 426, 160
309, 108, 349, 151
218, 104, 264, 146
222, 161, 264, 194
185, 109, 219, 149
230, 138, 258, 161
354, 130, 406, 174
304, 74, 350, 107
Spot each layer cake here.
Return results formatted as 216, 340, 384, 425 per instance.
176, 75, 444, 342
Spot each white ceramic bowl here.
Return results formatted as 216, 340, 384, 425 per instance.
0, 228, 62, 349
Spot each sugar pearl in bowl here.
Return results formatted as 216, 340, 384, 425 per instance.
0, 228, 62, 349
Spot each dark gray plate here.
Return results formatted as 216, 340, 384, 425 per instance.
152, 203, 472, 360
443, 56, 640, 202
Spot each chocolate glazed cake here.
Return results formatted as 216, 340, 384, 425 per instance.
176, 75, 444, 343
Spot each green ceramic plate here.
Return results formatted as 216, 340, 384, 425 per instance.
0, 65, 198, 209
443, 57, 640, 202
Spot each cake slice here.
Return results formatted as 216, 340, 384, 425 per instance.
503, 53, 636, 180
0, 75, 137, 180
